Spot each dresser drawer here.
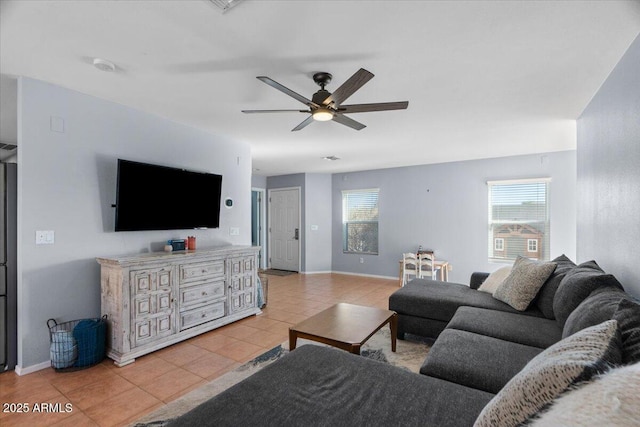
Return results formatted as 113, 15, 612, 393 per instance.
179, 281, 225, 308
180, 301, 226, 330
180, 261, 224, 283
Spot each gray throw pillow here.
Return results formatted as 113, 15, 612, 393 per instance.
535, 254, 577, 319
553, 261, 623, 327
493, 256, 557, 311
478, 266, 511, 295
613, 298, 640, 365
474, 320, 622, 427
562, 285, 627, 338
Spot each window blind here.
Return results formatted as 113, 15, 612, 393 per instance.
342, 189, 379, 254
488, 179, 550, 262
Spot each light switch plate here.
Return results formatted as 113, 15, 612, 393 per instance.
36, 230, 55, 245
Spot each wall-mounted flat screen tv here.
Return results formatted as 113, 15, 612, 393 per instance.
115, 159, 222, 231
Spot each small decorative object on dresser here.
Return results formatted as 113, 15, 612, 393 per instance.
97, 245, 260, 366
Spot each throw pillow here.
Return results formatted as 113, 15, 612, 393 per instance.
478, 266, 512, 295
529, 362, 640, 427
553, 261, 623, 327
473, 320, 621, 427
493, 256, 557, 311
613, 298, 640, 365
535, 254, 577, 319
562, 285, 627, 338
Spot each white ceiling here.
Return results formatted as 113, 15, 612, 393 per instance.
1, 0, 639, 176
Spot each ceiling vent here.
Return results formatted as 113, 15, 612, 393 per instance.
208, 0, 244, 13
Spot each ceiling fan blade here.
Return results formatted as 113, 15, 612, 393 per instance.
322, 68, 374, 106
332, 114, 366, 131
291, 115, 314, 132
242, 109, 308, 113
339, 101, 409, 114
257, 76, 319, 108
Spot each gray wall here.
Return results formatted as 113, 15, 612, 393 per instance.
577, 34, 640, 297
251, 175, 267, 189
332, 151, 577, 283
304, 174, 332, 273
17, 77, 252, 370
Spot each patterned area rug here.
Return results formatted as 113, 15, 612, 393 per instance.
132, 328, 432, 426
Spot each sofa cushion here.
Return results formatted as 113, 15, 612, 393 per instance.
474, 320, 622, 427
478, 266, 511, 294
389, 279, 545, 324
170, 344, 495, 427
494, 256, 557, 311
529, 362, 640, 427
562, 286, 628, 338
420, 329, 543, 394
535, 254, 577, 319
553, 261, 623, 327
613, 298, 640, 365
447, 306, 562, 349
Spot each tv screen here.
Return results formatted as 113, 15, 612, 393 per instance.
115, 159, 222, 232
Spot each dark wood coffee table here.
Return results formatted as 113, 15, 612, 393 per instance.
289, 303, 397, 355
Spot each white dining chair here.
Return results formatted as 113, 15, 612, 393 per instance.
402, 253, 419, 286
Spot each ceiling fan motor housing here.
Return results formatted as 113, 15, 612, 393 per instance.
312, 89, 332, 106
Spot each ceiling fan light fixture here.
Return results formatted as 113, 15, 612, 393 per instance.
312, 108, 334, 122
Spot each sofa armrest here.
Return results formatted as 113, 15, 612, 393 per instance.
470, 272, 490, 290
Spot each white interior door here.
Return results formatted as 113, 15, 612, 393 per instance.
269, 188, 300, 271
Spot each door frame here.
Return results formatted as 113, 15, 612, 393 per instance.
267, 186, 301, 272
251, 187, 267, 270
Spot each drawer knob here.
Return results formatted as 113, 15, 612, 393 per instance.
202, 291, 208, 296
201, 313, 207, 318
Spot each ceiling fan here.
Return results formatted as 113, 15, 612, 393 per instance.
242, 68, 409, 131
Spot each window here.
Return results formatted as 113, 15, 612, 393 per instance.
488, 178, 550, 261
342, 189, 379, 254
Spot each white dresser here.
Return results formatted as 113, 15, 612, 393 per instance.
97, 245, 260, 366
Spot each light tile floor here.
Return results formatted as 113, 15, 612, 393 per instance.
0, 273, 399, 427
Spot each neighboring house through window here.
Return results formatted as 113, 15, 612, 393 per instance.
342, 189, 379, 254
488, 178, 550, 261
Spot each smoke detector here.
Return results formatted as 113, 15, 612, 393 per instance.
208, 0, 244, 13
93, 58, 116, 72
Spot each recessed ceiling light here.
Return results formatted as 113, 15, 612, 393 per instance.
93, 58, 116, 72
323, 156, 340, 161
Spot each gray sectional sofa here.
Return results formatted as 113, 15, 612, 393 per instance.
168, 255, 640, 427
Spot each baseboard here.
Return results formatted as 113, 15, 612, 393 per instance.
15, 360, 50, 376
301, 270, 333, 275
330, 270, 398, 281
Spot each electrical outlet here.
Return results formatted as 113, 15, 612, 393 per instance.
359, 257, 364, 264
229, 227, 240, 236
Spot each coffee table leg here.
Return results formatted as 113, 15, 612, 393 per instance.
390, 313, 397, 352
289, 329, 297, 351
351, 344, 361, 355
